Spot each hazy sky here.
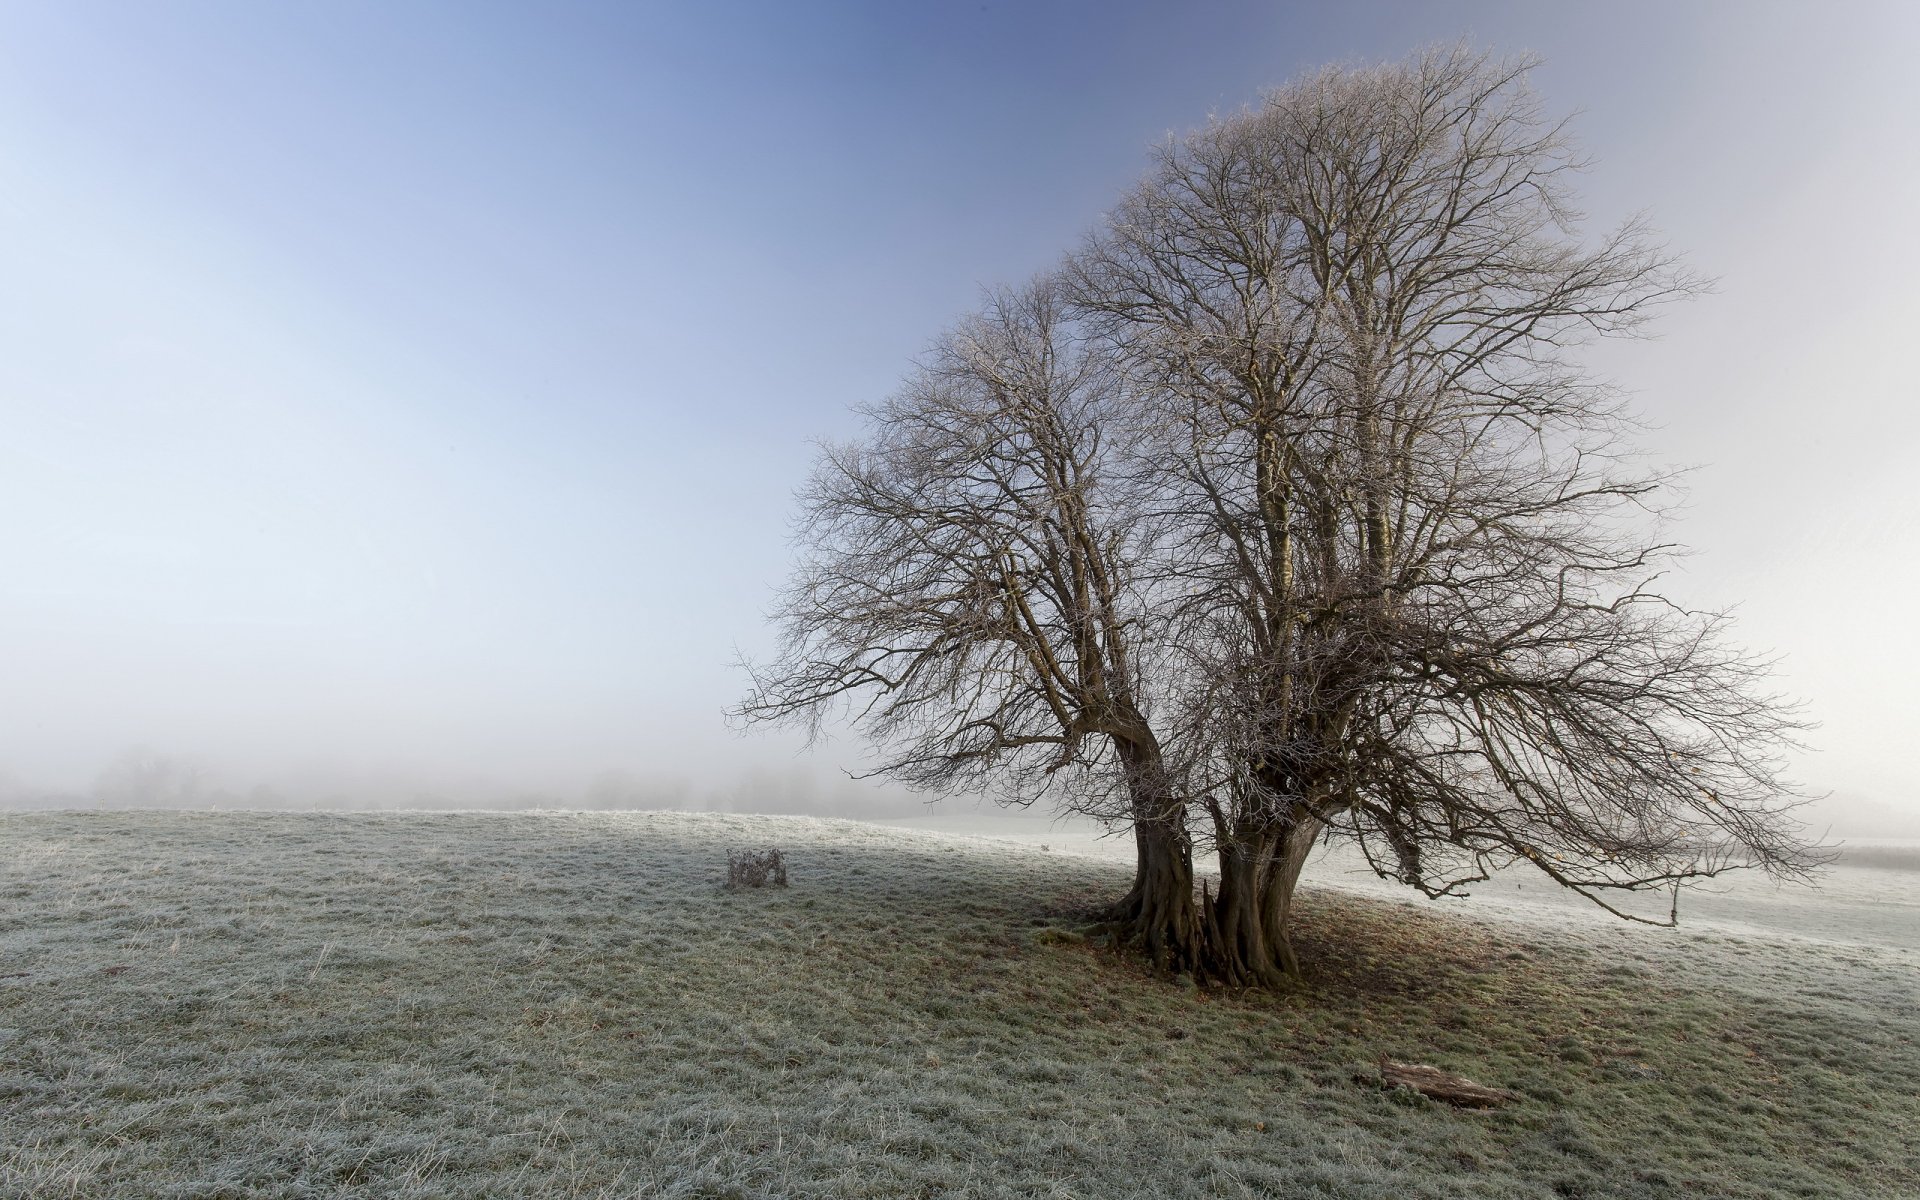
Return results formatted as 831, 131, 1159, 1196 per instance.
1, 2, 1915, 817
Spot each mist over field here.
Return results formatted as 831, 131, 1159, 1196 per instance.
6, 7, 1920, 1196
2, 0, 1918, 842
0, 749, 924, 821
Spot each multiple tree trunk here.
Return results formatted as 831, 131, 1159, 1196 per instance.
1093, 725, 1327, 983
1098, 805, 1326, 984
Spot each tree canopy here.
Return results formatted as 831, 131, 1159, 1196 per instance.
736, 46, 1817, 985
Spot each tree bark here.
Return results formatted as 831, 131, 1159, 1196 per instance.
1203, 810, 1322, 985
1264, 812, 1323, 977
1124, 812, 1202, 973
1094, 736, 1204, 974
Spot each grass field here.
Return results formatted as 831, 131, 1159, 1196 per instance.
2, 811, 1916, 1199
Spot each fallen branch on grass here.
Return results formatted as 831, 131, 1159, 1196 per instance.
1362, 1055, 1513, 1108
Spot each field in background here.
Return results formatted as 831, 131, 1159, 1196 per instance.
881, 807, 1920, 952
3, 811, 1917, 1199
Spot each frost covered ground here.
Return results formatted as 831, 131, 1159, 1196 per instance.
886, 807, 1920, 952
2, 810, 1916, 1199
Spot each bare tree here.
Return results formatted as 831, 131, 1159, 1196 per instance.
741, 46, 1818, 988
734, 280, 1208, 971
1071, 45, 1817, 984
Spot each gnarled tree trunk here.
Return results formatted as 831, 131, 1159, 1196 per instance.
1202, 811, 1323, 985
1094, 735, 1204, 974
1123, 812, 1202, 973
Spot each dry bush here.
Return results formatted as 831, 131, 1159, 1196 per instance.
727, 847, 788, 889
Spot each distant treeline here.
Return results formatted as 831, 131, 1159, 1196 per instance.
0, 750, 927, 819
1833, 844, 1920, 872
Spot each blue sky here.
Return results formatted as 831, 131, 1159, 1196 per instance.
2, 2, 1916, 821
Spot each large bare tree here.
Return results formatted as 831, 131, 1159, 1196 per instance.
734, 281, 1209, 971
740, 46, 1817, 987
1072, 45, 1815, 984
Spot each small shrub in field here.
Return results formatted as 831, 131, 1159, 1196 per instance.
727, 847, 788, 889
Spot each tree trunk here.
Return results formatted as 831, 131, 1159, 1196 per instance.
1263, 812, 1323, 977
1203, 811, 1322, 985
1094, 734, 1203, 974
1204, 828, 1285, 987
1121, 812, 1202, 974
